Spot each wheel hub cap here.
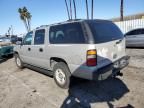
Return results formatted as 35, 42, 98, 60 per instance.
55, 69, 66, 85
16, 58, 21, 66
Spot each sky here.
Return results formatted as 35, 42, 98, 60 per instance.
0, 0, 144, 35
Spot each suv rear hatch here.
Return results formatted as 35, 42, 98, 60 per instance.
87, 20, 126, 67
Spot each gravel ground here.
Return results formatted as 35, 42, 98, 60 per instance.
0, 48, 144, 108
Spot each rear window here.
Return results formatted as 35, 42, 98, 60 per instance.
49, 23, 86, 44
88, 21, 123, 43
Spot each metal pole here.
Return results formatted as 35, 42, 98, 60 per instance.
120, 0, 124, 21
65, 0, 70, 20
86, 0, 89, 19
70, 0, 73, 20
91, 0, 94, 19
73, 0, 77, 19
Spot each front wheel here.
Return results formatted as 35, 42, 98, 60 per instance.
53, 62, 71, 89
15, 54, 24, 69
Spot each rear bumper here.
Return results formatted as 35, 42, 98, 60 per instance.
72, 56, 130, 80
93, 56, 130, 80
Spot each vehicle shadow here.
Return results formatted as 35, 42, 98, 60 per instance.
0, 54, 13, 64
60, 77, 132, 108
60, 55, 132, 108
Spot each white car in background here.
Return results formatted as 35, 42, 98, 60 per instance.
125, 28, 144, 47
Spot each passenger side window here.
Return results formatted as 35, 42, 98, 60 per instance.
49, 23, 85, 44
23, 32, 33, 45
34, 29, 45, 45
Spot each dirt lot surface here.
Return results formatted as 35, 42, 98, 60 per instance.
0, 49, 144, 108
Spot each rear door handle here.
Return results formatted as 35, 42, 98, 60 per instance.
39, 48, 43, 52
28, 48, 31, 51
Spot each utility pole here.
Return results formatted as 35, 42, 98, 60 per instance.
120, 0, 124, 21
11, 25, 13, 35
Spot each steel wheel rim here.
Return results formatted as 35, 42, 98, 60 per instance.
16, 57, 21, 67
55, 69, 66, 85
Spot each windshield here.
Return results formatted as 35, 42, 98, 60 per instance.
88, 21, 123, 43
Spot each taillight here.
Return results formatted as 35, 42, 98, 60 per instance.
86, 49, 97, 66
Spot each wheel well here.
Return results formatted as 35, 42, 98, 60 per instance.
50, 57, 68, 69
14, 51, 18, 55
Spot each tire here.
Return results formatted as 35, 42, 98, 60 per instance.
14, 54, 24, 69
53, 62, 71, 89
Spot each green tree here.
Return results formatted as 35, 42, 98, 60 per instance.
18, 7, 32, 32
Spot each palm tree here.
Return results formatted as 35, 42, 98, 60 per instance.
73, 0, 77, 19
18, 7, 32, 32
65, 0, 70, 20
120, 0, 124, 21
91, 0, 94, 19
86, 0, 89, 19
26, 12, 32, 31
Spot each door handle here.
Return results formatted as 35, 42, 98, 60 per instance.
28, 48, 31, 51
39, 48, 43, 52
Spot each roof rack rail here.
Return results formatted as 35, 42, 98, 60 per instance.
66, 19, 81, 22
40, 25, 48, 27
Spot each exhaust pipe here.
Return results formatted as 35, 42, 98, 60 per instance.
112, 71, 123, 78
117, 71, 123, 77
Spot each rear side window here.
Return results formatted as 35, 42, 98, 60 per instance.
49, 23, 85, 44
88, 21, 123, 43
34, 29, 45, 45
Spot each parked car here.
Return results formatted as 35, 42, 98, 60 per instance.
0, 37, 14, 58
125, 28, 144, 47
14, 19, 129, 89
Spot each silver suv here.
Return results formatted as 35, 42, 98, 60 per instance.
14, 20, 129, 89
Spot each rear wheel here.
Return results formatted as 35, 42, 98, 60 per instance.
53, 62, 71, 89
15, 54, 24, 69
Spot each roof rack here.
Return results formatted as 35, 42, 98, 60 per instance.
36, 19, 82, 29
40, 25, 49, 27
66, 19, 81, 21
